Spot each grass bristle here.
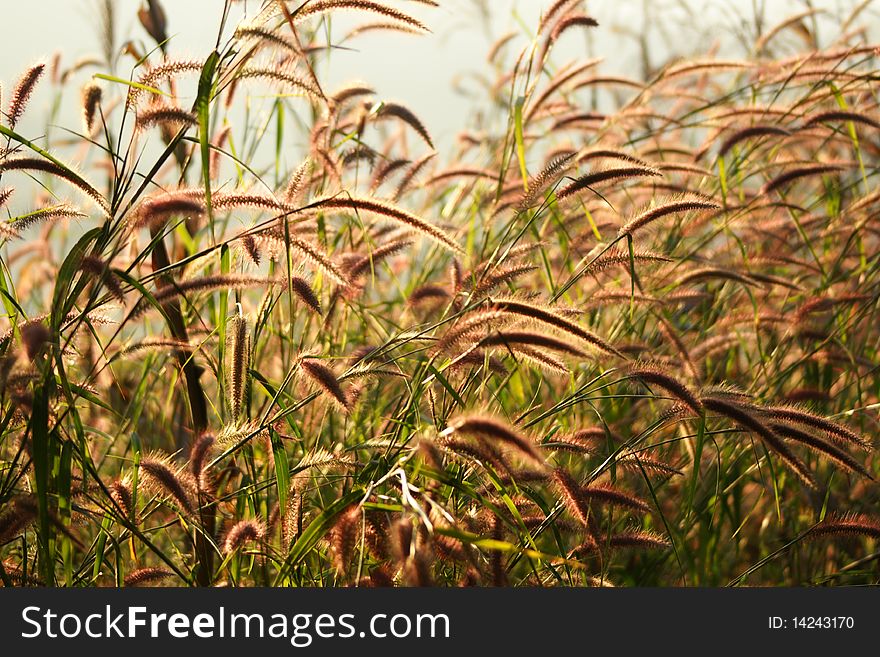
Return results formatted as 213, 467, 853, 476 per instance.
556, 166, 662, 200
312, 196, 461, 254
808, 513, 880, 540
300, 358, 350, 411
492, 298, 622, 358
80, 81, 102, 134
702, 396, 817, 488
295, 1, 429, 33
444, 415, 547, 468
2, 0, 879, 589
224, 309, 251, 421
139, 455, 195, 515
223, 519, 266, 554
124, 568, 175, 587
7, 63, 45, 128
618, 197, 719, 237
626, 361, 702, 411
135, 104, 197, 132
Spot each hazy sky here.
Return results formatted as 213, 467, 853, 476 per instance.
1, 0, 875, 153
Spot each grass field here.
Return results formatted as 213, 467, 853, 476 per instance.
0, 0, 878, 587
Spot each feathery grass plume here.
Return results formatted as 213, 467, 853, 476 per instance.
525, 57, 604, 121
240, 234, 261, 266
511, 346, 571, 375
328, 504, 361, 574
441, 415, 546, 467
580, 484, 651, 512
312, 196, 462, 253
283, 158, 313, 203
0, 188, 13, 209
212, 191, 289, 213
717, 125, 791, 158
189, 432, 216, 490
131, 191, 204, 229
118, 338, 195, 357
478, 330, 587, 359
123, 568, 175, 587
607, 530, 671, 550
408, 284, 450, 306
538, 0, 579, 32
236, 66, 323, 101
341, 143, 378, 168
278, 232, 349, 286
0, 496, 39, 544
128, 59, 202, 106
584, 248, 672, 275
217, 420, 266, 446
139, 454, 195, 514
345, 21, 424, 40
556, 166, 662, 200
10, 204, 86, 233
234, 22, 298, 53
0, 157, 109, 215
626, 361, 702, 412
552, 468, 595, 527
761, 163, 845, 194
369, 157, 410, 193
223, 519, 266, 554
662, 59, 751, 79
658, 162, 712, 177
225, 308, 250, 421
7, 62, 45, 128
440, 431, 512, 470
80, 81, 102, 135
674, 267, 759, 288
492, 298, 622, 358
282, 486, 302, 551
550, 13, 598, 42
331, 83, 375, 106
79, 255, 124, 301
345, 238, 413, 280
762, 405, 870, 451
373, 101, 434, 149
539, 13, 598, 66
425, 167, 497, 187
139, 274, 277, 315
135, 104, 197, 132
107, 479, 133, 519
518, 152, 576, 211
286, 277, 322, 314
435, 310, 514, 352
803, 110, 880, 130
543, 427, 611, 453
294, 1, 429, 32
577, 148, 651, 167
616, 453, 683, 477
701, 396, 817, 488
808, 513, 880, 540
470, 264, 537, 296
768, 422, 872, 479
300, 358, 350, 411
394, 151, 436, 199
618, 196, 719, 238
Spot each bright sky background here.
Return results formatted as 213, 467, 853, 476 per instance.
1, 0, 876, 154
